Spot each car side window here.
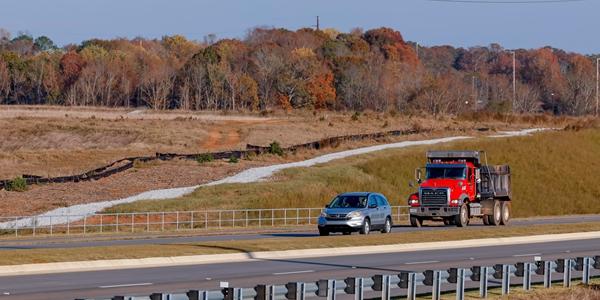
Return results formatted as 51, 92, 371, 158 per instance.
368, 196, 377, 208
376, 196, 387, 207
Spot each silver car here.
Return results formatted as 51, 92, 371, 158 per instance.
317, 192, 393, 236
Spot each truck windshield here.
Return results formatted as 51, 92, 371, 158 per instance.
426, 167, 466, 179
329, 196, 368, 208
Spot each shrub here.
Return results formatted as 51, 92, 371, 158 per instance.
196, 153, 214, 164
269, 141, 284, 156
351, 111, 361, 121
382, 120, 389, 128
6, 176, 27, 192
228, 155, 239, 163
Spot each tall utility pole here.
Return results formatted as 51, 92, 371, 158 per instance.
512, 51, 516, 112
472, 75, 477, 110
315, 16, 320, 31
596, 57, 600, 117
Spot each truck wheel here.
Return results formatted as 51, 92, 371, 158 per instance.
490, 200, 502, 226
455, 204, 469, 227
360, 218, 371, 235
319, 228, 329, 236
409, 215, 423, 228
500, 201, 511, 225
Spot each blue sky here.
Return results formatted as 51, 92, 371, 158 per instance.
0, 0, 597, 53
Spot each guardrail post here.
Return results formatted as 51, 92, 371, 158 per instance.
524, 263, 532, 291
432, 270, 442, 300
131, 213, 135, 232
479, 266, 488, 298
33, 216, 36, 236
583, 257, 591, 285
205, 212, 208, 229
258, 210, 262, 228
67, 215, 70, 235
100, 214, 103, 233
232, 211, 236, 228
116, 213, 119, 232
563, 259, 572, 287
501, 264, 510, 295
218, 211, 222, 229
146, 213, 150, 232
235, 288, 243, 300
544, 261, 552, 288
269, 285, 276, 300
271, 209, 274, 226
308, 209, 311, 225
161, 212, 165, 231
83, 215, 87, 234
407, 272, 417, 300
190, 211, 194, 230
357, 278, 364, 300
245, 211, 249, 227
49, 216, 53, 235
456, 268, 465, 300
14, 217, 17, 237
176, 211, 180, 231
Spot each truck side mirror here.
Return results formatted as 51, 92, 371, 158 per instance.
325, 204, 330, 208
415, 168, 422, 183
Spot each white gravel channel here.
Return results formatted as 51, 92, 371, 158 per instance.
0, 128, 549, 229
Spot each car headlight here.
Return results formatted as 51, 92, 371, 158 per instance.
347, 211, 362, 218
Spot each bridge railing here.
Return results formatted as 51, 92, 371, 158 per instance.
0, 206, 410, 237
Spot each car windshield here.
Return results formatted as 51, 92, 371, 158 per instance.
329, 195, 368, 208
427, 167, 466, 179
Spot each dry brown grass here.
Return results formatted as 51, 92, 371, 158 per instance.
0, 221, 599, 266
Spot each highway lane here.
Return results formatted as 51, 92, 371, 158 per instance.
1, 214, 599, 250
0, 237, 598, 299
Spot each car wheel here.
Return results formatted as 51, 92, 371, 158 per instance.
319, 228, 329, 236
500, 201, 511, 225
409, 215, 423, 228
455, 203, 469, 227
360, 219, 371, 235
381, 217, 392, 233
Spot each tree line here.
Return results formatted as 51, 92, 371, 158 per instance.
0, 27, 598, 115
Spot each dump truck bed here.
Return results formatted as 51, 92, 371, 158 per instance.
480, 165, 511, 199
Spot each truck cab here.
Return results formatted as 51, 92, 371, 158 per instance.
408, 151, 511, 227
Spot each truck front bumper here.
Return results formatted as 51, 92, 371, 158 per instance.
409, 206, 460, 218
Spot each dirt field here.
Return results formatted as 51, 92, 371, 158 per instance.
0, 105, 583, 217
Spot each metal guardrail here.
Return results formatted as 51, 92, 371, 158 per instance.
77, 255, 600, 300
0, 206, 410, 237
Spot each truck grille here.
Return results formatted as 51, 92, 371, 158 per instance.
420, 188, 448, 206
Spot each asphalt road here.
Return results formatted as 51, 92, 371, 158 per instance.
0, 237, 598, 300
1, 214, 600, 250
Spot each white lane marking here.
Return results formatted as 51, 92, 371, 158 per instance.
405, 260, 440, 265
273, 270, 315, 275
2, 292, 10, 295
513, 253, 542, 257
99, 282, 153, 289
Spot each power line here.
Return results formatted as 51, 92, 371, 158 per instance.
425, 0, 585, 3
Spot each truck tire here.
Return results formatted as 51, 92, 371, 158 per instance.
500, 201, 511, 225
489, 200, 502, 226
359, 218, 371, 235
409, 215, 423, 228
455, 204, 469, 227
319, 228, 329, 236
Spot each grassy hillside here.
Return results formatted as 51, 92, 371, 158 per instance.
108, 128, 600, 218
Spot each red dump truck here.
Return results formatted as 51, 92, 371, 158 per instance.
407, 151, 511, 227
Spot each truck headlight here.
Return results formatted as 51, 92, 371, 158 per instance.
320, 211, 327, 217
347, 211, 362, 218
